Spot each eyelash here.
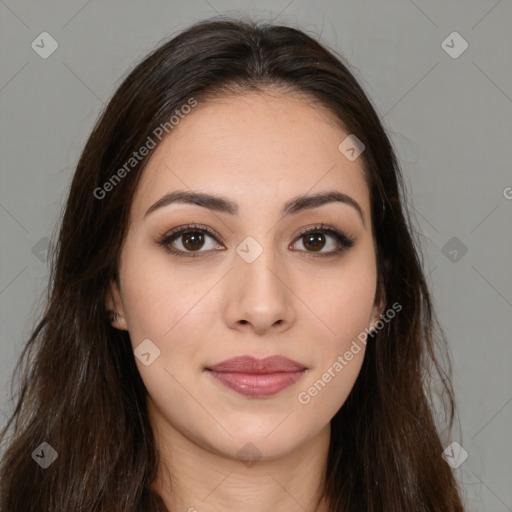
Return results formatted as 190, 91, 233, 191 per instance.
157, 223, 356, 259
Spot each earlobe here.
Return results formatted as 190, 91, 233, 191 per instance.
105, 280, 128, 331
369, 303, 385, 334
369, 284, 387, 334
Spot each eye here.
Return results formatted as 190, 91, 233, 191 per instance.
290, 224, 355, 257
158, 224, 223, 258
158, 223, 356, 258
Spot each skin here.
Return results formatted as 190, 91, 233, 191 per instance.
106, 89, 385, 512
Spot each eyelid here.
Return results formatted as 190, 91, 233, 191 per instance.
292, 222, 354, 244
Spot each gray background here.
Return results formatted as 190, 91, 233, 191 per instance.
1, 0, 511, 510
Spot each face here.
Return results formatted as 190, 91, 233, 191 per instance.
106, 90, 385, 461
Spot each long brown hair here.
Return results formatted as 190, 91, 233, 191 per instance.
0, 16, 466, 511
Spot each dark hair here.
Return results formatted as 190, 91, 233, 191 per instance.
0, 15, 465, 511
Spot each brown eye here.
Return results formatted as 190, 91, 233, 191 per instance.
291, 225, 355, 257
181, 231, 206, 251
302, 232, 326, 252
158, 225, 224, 257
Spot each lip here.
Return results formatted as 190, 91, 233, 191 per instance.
205, 355, 307, 397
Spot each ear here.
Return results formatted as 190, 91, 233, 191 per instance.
368, 277, 387, 333
105, 279, 128, 331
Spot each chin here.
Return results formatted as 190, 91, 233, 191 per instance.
206, 426, 316, 463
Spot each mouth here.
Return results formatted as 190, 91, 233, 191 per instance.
204, 355, 307, 397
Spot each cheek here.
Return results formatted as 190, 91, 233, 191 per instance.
295, 265, 375, 413
296, 346, 365, 426
118, 245, 213, 392
118, 244, 207, 342
306, 262, 377, 344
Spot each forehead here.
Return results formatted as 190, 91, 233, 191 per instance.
132, 91, 370, 221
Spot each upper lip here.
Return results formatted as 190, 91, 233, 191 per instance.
206, 355, 307, 373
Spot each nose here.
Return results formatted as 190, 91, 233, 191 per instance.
223, 244, 296, 336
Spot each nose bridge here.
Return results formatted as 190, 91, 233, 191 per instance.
235, 234, 285, 298
224, 233, 295, 332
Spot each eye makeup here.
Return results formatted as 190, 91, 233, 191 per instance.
156, 222, 356, 259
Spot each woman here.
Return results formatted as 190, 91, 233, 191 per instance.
0, 16, 466, 511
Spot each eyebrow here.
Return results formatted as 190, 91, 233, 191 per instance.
144, 189, 365, 226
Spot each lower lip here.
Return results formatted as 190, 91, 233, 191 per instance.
206, 370, 306, 397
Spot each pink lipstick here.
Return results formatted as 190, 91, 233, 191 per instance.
205, 355, 307, 397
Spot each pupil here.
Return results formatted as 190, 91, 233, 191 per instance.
183, 232, 204, 250
305, 233, 324, 251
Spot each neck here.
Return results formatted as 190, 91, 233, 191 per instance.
148, 403, 331, 512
